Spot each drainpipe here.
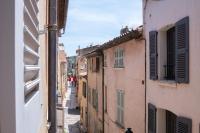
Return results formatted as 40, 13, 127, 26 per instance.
86, 58, 89, 130
48, 0, 58, 132
144, 38, 147, 133
101, 51, 105, 133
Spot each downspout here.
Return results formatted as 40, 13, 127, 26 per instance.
86, 57, 89, 130
48, 0, 58, 132
143, 1, 147, 132
144, 38, 147, 133
101, 51, 105, 133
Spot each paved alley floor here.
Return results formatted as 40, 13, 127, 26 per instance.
64, 85, 81, 133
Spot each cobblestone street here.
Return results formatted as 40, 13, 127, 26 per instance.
64, 85, 81, 133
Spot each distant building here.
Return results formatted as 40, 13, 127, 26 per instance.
57, 43, 67, 103
76, 45, 100, 131
102, 27, 145, 133
143, 0, 200, 133
67, 56, 77, 76
86, 49, 103, 133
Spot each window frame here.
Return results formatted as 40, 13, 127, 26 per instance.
116, 90, 124, 126
114, 48, 124, 68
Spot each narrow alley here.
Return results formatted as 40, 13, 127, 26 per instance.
63, 83, 81, 133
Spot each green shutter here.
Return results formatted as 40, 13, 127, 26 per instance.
175, 16, 189, 83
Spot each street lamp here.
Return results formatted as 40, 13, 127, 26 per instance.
125, 128, 133, 133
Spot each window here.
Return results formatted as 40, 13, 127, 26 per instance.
116, 90, 124, 126
165, 27, 175, 80
104, 53, 107, 67
149, 107, 192, 133
166, 111, 176, 133
149, 16, 189, 83
92, 89, 98, 111
104, 86, 107, 112
82, 82, 86, 98
114, 48, 124, 68
92, 57, 100, 72
88, 87, 91, 103
148, 103, 156, 133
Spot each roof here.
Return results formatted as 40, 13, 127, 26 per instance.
76, 45, 100, 56
58, 0, 69, 33
84, 26, 143, 57
100, 26, 143, 50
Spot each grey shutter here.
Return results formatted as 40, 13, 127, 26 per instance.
148, 103, 156, 133
149, 31, 158, 80
175, 16, 189, 83
176, 116, 192, 133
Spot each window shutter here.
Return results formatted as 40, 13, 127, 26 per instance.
175, 16, 189, 83
96, 90, 98, 111
148, 103, 156, 133
96, 57, 100, 72
24, 0, 40, 101
176, 116, 192, 133
149, 31, 158, 80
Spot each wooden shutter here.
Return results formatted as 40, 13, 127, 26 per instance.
92, 57, 96, 72
175, 16, 189, 83
176, 116, 192, 133
96, 57, 100, 72
148, 103, 156, 133
149, 31, 158, 80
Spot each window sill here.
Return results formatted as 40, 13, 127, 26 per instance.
158, 80, 177, 88
113, 66, 125, 69
115, 121, 125, 129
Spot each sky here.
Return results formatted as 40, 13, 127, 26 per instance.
60, 0, 142, 56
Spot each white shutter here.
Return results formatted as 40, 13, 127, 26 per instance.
117, 90, 124, 126
24, 0, 40, 101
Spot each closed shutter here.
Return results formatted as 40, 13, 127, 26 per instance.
148, 103, 156, 133
92, 58, 96, 72
176, 116, 192, 133
117, 90, 124, 126
96, 90, 98, 111
96, 57, 100, 72
175, 16, 189, 83
149, 31, 158, 80
24, 0, 40, 101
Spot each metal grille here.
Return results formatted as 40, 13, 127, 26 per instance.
24, 0, 40, 102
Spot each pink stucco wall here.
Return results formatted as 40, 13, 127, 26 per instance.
144, 0, 200, 132
104, 39, 145, 133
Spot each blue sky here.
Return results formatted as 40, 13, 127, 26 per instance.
60, 0, 142, 56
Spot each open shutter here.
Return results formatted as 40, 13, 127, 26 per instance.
176, 116, 192, 133
175, 16, 189, 83
24, 0, 40, 102
149, 31, 158, 80
148, 103, 156, 133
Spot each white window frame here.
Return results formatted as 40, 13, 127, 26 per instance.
114, 48, 124, 68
